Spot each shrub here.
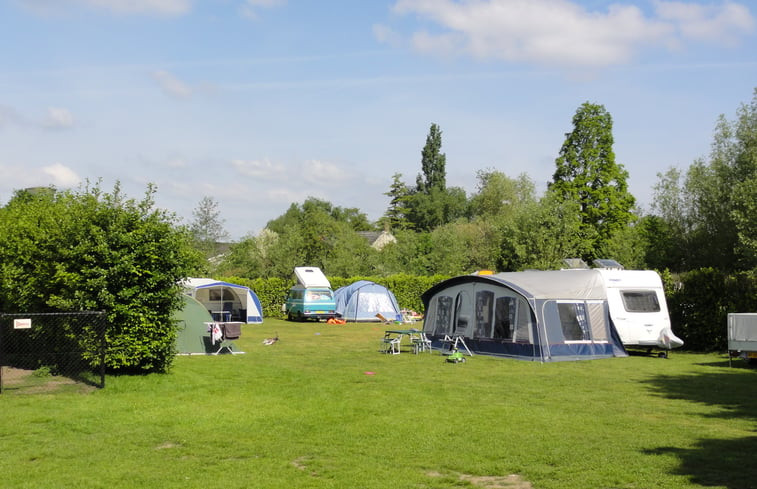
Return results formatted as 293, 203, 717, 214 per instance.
668, 268, 757, 351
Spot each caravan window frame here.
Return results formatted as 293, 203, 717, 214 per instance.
620, 290, 661, 313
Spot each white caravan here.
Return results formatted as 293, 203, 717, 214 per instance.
593, 268, 683, 351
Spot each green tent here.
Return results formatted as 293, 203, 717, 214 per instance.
173, 295, 215, 354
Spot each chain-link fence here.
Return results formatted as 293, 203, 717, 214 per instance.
0, 312, 107, 394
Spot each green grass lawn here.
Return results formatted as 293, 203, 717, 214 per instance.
1, 318, 756, 489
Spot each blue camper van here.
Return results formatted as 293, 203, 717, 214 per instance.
284, 267, 337, 321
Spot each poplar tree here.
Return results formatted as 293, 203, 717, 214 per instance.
406, 123, 467, 231
416, 123, 446, 192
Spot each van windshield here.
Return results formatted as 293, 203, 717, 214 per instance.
306, 290, 333, 301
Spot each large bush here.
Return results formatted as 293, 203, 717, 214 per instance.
667, 268, 757, 351
0, 183, 203, 372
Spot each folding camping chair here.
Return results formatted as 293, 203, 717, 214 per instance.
441, 334, 473, 356
380, 333, 402, 354
213, 322, 243, 355
411, 331, 433, 354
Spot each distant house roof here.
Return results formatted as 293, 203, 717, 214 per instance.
357, 230, 397, 250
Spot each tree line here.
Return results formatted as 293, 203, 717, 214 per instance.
213, 89, 756, 278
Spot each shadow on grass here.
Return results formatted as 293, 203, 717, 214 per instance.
641, 368, 757, 488
644, 437, 757, 489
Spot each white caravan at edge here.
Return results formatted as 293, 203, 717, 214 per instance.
593, 267, 684, 352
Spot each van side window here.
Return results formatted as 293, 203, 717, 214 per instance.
621, 291, 660, 312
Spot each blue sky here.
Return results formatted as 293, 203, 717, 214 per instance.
1, 0, 755, 239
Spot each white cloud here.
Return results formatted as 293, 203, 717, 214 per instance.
655, 0, 755, 44
372, 23, 403, 47
84, 0, 190, 15
302, 159, 352, 186
151, 70, 193, 98
388, 0, 755, 68
232, 158, 287, 180
19, 0, 191, 15
44, 107, 75, 129
42, 163, 81, 187
0, 162, 81, 195
240, 0, 286, 19
262, 187, 306, 204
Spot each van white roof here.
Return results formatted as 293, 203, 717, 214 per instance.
294, 267, 331, 287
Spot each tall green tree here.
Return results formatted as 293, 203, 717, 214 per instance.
381, 172, 413, 230
550, 102, 636, 261
416, 123, 446, 193
404, 123, 468, 231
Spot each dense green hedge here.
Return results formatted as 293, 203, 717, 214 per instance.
667, 268, 757, 352
219, 274, 451, 320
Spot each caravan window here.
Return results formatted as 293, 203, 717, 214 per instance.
474, 290, 494, 338
493, 296, 516, 341
621, 290, 660, 312
557, 302, 590, 341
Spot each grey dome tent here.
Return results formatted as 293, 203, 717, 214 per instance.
421, 270, 627, 362
334, 280, 402, 322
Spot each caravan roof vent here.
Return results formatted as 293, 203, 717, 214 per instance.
562, 258, 590, 269
592, 259, 624, 270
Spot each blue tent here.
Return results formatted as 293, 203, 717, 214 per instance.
334, 281, 402, 322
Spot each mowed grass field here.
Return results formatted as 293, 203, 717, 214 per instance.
1, 318, 756, 489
